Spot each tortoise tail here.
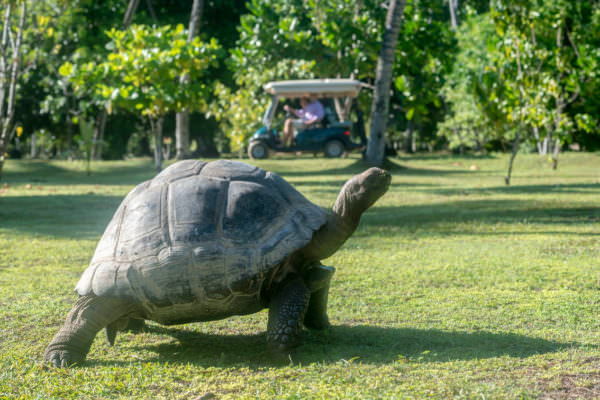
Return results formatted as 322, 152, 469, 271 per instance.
105, 324, 118, 346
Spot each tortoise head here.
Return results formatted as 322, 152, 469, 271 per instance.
301, 167, 390, 261
333, 167, 391, 223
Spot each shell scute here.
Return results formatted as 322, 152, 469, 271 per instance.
170, 176, 223, 243
116, 184, 164, 261
90, 204, 123, 263
200, 159, 264, 181
151, 160, 206, 186
76, 160, 328, 321
223, 181, 285, 244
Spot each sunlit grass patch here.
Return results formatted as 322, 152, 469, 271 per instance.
1, 153, 599, 399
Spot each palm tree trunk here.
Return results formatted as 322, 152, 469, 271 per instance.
366, 0, 407, 167
175, 0, 204, 160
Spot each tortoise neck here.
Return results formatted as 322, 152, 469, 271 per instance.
332, 190, 362, 228
301, 211, 357, 261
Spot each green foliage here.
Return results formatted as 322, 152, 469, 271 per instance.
490, 0, 598, 143
306, 0, 385, 79
57, 23, 222, 171
62, 24, 222, 118
216, 0, 455, 150
438, 90, 495, 151
27, 0, 130, 130
8, 0, 247, 160
211, 0, 326, 151
388, 0, 457, 145
5, 0, 600, 163
439, 13, 501, 150
440, 1, 600, 159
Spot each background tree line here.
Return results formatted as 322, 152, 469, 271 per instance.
1, 0, 598, 178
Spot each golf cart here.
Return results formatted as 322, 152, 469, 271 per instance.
247, 79, 367, 159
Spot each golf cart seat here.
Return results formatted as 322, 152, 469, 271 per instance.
329, 120, 352, 129
321, 106, 337, 128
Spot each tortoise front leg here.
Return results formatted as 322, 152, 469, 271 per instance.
304, 265, 335, 330
267, 277, 310, 351
45, 295, 138, 367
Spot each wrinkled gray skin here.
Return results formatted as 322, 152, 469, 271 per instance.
44, 160, 391, 367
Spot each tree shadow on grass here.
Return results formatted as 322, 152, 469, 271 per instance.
2, 160, 69, 182
3, 159, 155, 186
395, 153, 497, 162
363, 199, 600, 234
432, 183, 600, 196
275, 159, 469, 179
90, 324, 578, 368
291, 181, 440, 195
0, 194, 121, 239
4, 195, 599, 240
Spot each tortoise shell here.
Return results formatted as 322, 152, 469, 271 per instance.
75, 160, 327, 324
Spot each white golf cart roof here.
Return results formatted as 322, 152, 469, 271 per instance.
264, 79, 363, 98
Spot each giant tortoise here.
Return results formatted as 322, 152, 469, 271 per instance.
45, 159, 390, 366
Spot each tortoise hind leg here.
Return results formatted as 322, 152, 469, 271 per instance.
124, 317, 146, 332
304, 265, 335, 330
105, 316, 147, 345
267, 277, 310, 351
45, 295, 138, 367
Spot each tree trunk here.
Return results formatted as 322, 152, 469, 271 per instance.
352, 102, 368, 148
91, 111, 107, 160
0, 2, 26, 180
404, 120, 414, 153
366, 0, 406, 167
193, 135, 220, 158
151, 117, 164, 172
505, 37, 527, 187
30, 133, 37, 158
448, 0, 459, 29
551, 138, 560, 170
65, 118, 74, 153
0, 5, 11, 124
334, 96, 353, 122
145, 0, 158, 23
504, 131, 521, 186
549, 98, 566, 170
0, 137, 6, 177
175, 111, 190, 160
123, 0, 141, 27
533, 126, 544, 155
175, 0, 204, 160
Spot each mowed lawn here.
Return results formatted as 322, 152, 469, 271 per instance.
0, 153, 599, 399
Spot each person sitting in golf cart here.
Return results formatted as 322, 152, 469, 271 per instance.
282, 95, 325, 146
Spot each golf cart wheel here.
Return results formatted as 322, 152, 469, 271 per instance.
324, 139, 345, 158
248, 141, 269, 159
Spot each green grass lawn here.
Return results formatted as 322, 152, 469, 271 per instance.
1, 153, 599, 399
